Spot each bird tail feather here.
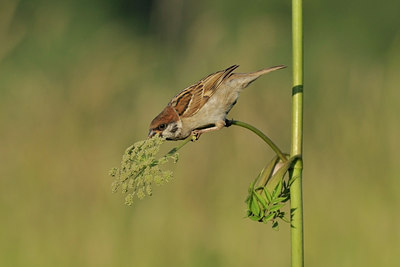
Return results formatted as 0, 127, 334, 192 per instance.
230, 65, 286, 89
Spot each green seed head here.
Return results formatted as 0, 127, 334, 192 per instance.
110, 135, 180, 205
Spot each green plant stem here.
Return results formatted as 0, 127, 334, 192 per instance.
164, 135, 196, 157
229, 120, 287, 162
290, 0, 304, 266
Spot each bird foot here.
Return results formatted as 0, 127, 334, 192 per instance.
191, 120, 226, 141
191, 130, 202, 141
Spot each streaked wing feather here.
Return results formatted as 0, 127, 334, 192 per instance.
184, 83, 204, 116
169, 65, 239, 117
173, 90, 192, 116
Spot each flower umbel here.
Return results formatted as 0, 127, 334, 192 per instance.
109, 135, 180, 206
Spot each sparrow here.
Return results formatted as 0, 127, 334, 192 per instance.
148, 64, 286, 140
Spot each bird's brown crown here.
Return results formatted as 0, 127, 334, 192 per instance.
149, 105, 179, 130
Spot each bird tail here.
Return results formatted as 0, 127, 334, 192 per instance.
230, 65, 286, 89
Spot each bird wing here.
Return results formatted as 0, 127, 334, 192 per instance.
169, 65, 239, 118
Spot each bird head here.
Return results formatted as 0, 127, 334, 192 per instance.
148, 105, 182, 140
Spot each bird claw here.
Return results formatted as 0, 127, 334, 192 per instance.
191, 130, 202, 141
192, 130, 203, 141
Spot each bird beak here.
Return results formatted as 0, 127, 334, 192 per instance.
148, 129, 156, 138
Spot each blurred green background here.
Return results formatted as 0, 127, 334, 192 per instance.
1, 0, 399, 266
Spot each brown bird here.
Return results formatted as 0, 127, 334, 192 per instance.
148, 65, 286, 140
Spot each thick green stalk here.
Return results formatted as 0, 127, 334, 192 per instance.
290, 0, 304, 266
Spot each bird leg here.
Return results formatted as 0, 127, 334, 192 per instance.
191, 120, 226, 140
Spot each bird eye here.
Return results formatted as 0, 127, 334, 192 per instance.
158, 124, 167, 130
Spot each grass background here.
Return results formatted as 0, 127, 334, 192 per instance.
1, 0, 399, 266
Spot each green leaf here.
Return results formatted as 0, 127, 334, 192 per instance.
272, 221, 279, 230
263, 188, 272, 203
253, 190, 268, 209
247, 192, 253, 210
259, 208, 264, 219
248, 180, 256, 194
269, 204, 285, 212
263, 212, 275, 223
272, 180, 283, 199
266, 156, 298, 193
250, 195, 261, 216
249, 215, 261, 221
272, 196, 289, 203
